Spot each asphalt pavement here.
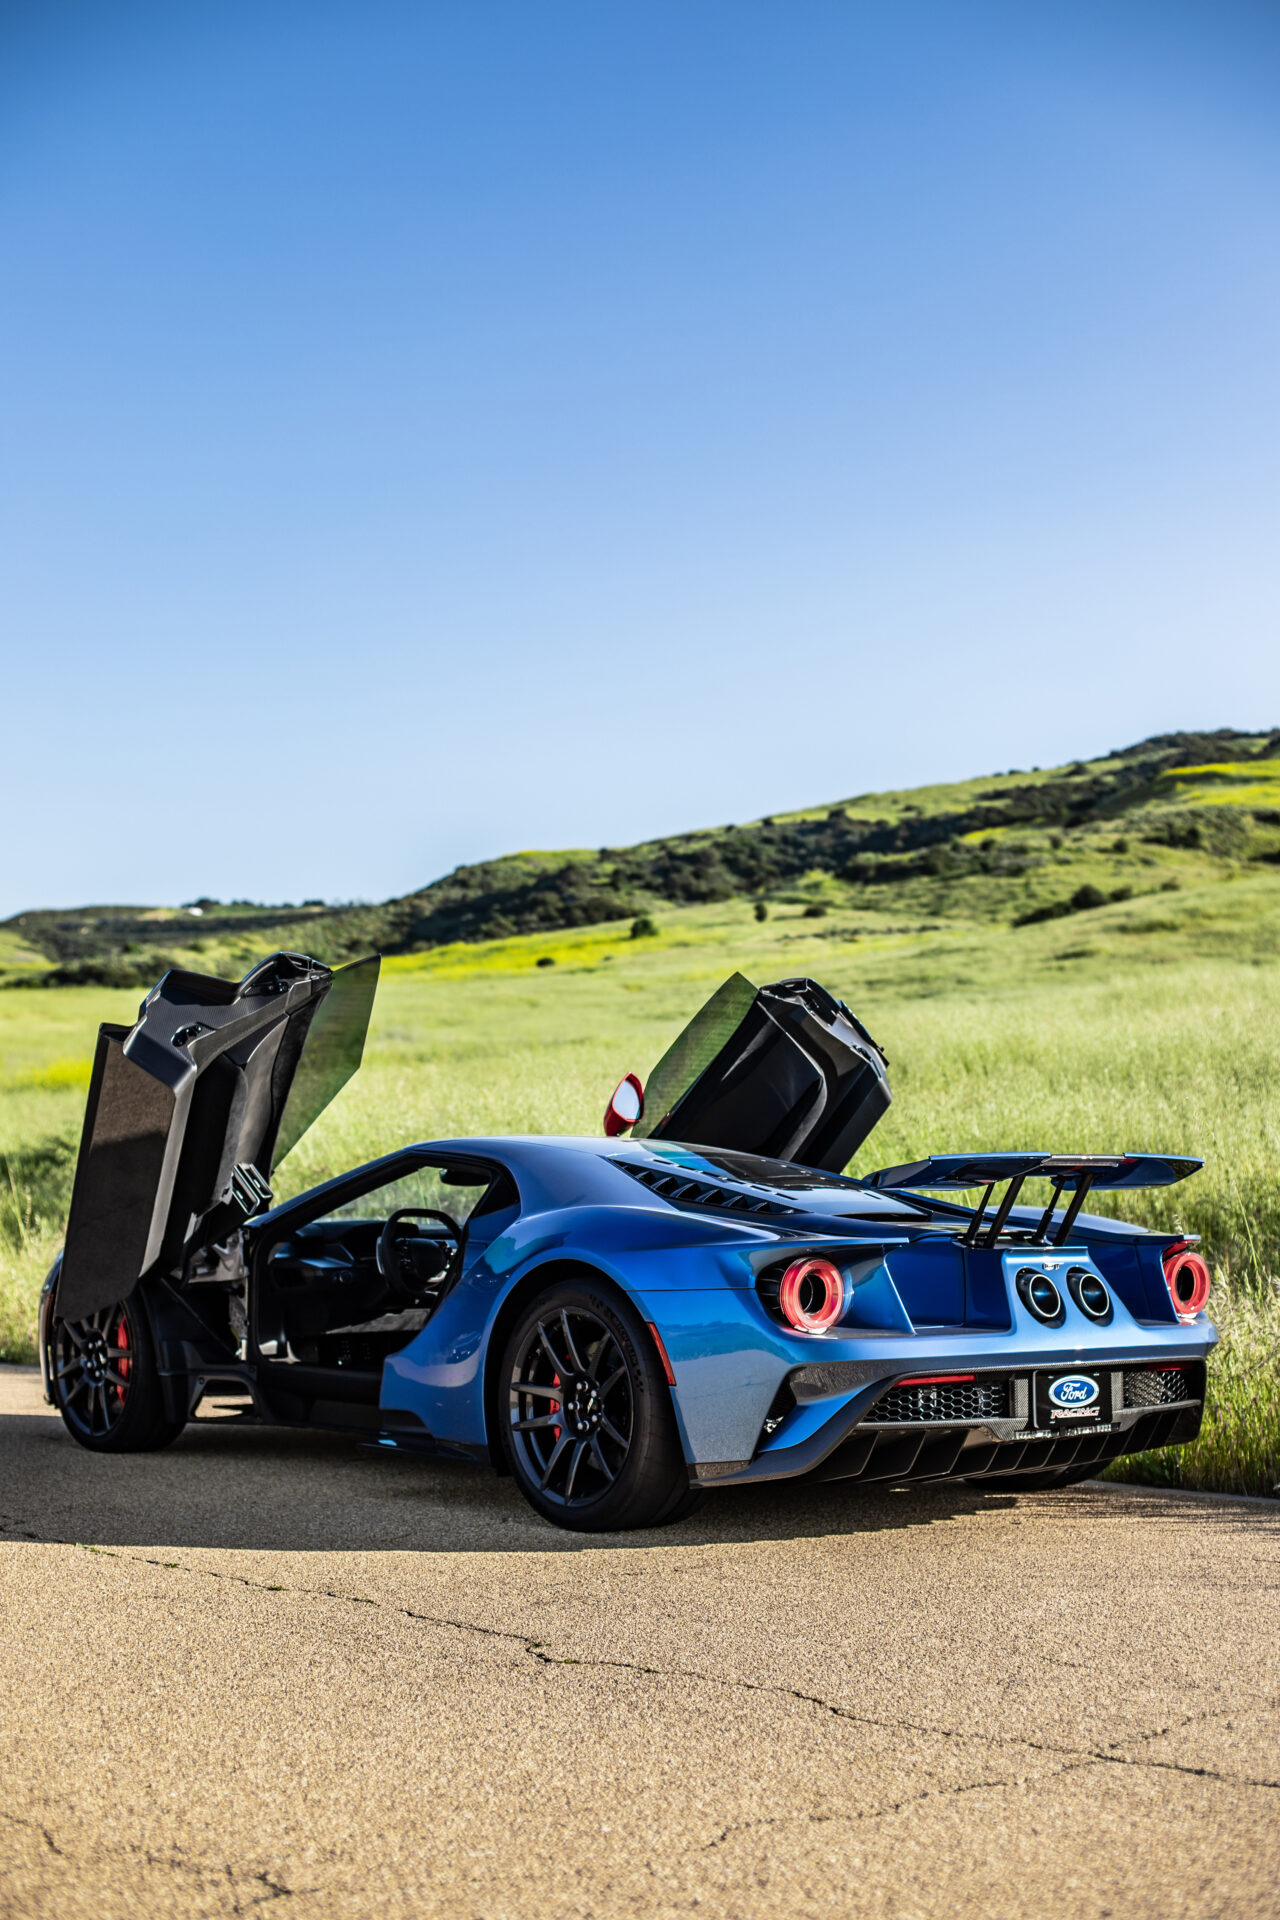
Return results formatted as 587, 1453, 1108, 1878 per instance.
1, 1364, 1276, 1920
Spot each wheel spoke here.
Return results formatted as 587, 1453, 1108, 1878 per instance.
539, 1432, 571, 1490
511, 1413, 560, 1432
56, 1358, 82, 1380
588, 1335, 615, 1380
62, 1321, 86, 1352
536, 1323, 568, 1375
559, 1310, 586, 1376
598, 1365, 626, 1397
63, 1374, 89, 1404
589, 1436, 616, 1485
599, 1415, 629, 1447
103, 1367, 128, 1389
563, 1438, 587, 1500
512, 1381, 562, 1399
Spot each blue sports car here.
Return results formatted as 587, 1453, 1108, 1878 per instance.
41, 953, 1214, 1530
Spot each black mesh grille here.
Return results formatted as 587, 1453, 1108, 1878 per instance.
868, 1376, 1010, 1424
615, 1161, 796, 1216
1123, 1367, 1190, 1409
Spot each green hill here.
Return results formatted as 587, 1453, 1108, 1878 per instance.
6, 725, 1280, 988
3, 725, 1279, 1494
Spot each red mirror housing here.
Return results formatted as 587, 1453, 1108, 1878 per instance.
604, 1073, 645, 1137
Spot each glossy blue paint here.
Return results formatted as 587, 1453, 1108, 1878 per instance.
361, 1135, 1216, 1479
882, 1239, 965, 1327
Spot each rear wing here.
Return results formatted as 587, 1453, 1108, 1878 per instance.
862, 1152, 1203, 1248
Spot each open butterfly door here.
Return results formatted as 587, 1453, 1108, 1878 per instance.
55, 951, 379, 1320
633, 973, 890, 1173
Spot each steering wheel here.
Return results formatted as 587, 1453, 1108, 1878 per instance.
376, 1207, 463, 1303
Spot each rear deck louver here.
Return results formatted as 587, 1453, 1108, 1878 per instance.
615, 1161, 797, 1217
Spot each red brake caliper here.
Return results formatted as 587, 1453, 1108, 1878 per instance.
114, 1312, 131, 1405
550, 1372, 561, 1441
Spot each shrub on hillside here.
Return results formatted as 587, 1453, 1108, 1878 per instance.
1014, 882, 1131, 927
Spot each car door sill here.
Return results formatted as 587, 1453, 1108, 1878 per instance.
254, 1361, 382, 1406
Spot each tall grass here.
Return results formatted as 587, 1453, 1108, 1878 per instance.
853, 961, 1280, 1277
1106, 1273, 1280, 1498
1, 902, 1277, 1495
0, 1137, 76, 1362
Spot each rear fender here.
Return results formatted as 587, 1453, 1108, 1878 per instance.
476, 1256, 690, 1476
380, 1206, 904, 1466
380, 1207, 776, 1462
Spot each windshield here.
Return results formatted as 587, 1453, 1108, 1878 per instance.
313, 1161, 496, 1226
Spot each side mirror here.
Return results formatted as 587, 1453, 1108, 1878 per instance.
603, 1073, 645, 1137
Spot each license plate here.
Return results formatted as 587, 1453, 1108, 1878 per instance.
1035, 1370, 1108, 1426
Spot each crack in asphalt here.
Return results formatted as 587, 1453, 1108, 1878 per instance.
698, 1738, 1280, 1858
60, 1539, 1280, 1800
225, 1866, 297, 1911
699, 1761, 1102, 1851
0, 1806, 301, 1908
0, 1808, 65, 1858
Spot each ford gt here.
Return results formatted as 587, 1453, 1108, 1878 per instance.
40, 953, 1214, 1530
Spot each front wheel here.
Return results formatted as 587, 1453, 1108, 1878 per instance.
48, 1292, 186, 1453
500, 1278, 698, 1532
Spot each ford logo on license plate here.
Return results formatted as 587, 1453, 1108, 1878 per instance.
1048, 1374, 1099, 1410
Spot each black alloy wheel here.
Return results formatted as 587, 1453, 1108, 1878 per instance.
500, 1279, 698, 1533
50, 1293, 186, 1453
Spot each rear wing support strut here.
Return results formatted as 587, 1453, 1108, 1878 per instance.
973, 1172, 1092, 1248
983, 1173, 1027, 1246
1051, 1175, 1096, 1246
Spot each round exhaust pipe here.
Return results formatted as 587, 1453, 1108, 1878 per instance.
1015, 1267, 1065, 1326
1066, 1266, 1113, 1324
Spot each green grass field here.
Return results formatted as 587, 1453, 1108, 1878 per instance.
3, 879, 1278, 1496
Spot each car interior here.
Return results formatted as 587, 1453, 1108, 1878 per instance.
252, 1158, 518, 1380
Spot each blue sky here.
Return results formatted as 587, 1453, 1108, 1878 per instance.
2, 0, 1278, 914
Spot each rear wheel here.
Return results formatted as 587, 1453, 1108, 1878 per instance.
500, 1278, 697, 1532
49, 1293, 186, 1453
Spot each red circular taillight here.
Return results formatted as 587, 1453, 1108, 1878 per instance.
1163, 1247, 1211, 1319
777, 1258, 845, 1333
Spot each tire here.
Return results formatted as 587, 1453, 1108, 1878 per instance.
499, 1277, 698, 1533
48, 1291, 186, 1453
964, 1465, 1099, 1492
